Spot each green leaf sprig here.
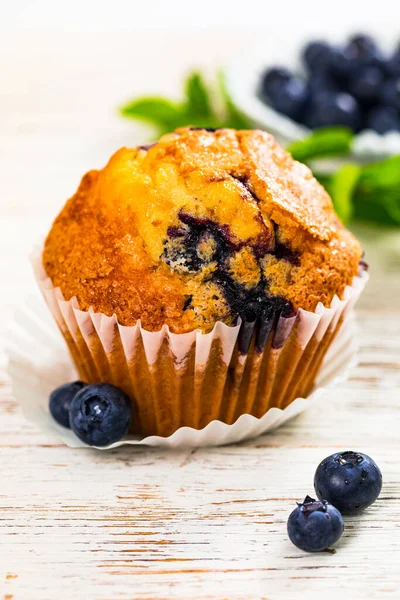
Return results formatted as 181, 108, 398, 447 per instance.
287, 127, 354, 162
120, 71, 251, 136
289, 128, 400, 227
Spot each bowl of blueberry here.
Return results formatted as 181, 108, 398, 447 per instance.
225, 33, 400, 159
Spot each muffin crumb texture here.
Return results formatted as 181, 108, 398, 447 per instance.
43, 128, 362, 332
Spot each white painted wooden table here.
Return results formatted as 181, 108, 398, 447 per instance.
1, 31, 400, 600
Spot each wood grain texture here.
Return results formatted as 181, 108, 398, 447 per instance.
1, 31, 400, 600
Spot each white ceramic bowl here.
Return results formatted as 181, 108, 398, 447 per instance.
224, 38, 400, 161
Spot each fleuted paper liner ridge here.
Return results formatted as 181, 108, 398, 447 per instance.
6, 250, 367, 448
6, 297, 359, 449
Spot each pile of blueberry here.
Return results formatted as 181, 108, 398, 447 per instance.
288, 451, 382, 552
49, 381, 132, 446
260, 34, 400, 133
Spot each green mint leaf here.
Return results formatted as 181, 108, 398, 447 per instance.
384, 193, 400, 225
184, 72, 214, 119
119, 70, 252, 136
316, 155, 400, 226
314, 172, 333, 190
288, 127, 354, 162
329, 164, 361, 224
358, 155, 400, 189
218, 70, 252, 129
119, 97, 185, 134
353, 189, 400, 226
354, 155, 400, 226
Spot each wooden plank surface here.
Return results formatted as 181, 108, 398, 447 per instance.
1, 31, 400, 600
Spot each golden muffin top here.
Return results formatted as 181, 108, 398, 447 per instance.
43, 127, 363, 333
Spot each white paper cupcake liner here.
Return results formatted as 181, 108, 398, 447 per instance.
5, 255, 368, 448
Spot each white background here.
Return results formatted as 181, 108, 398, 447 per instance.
3, 0, 400, 33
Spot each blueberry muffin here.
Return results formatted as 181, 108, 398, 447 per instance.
39, 128, 364, 437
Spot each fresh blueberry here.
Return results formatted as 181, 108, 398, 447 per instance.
49, 381, 87, 428
308, 71, 339, 100
387, 44, 400, 76
69, 383, 132, 446
260, 67, 292, 99
314, 451, 383, 514
287, 495, 344, 552
345, 34, 382, 65
367, 106, 400, 133
348, 66, 385, 104
334, 34, 384, 77
306, 92, 361, 131
346, 34, 379, 59
381, 78, 400, 111
269, 77, 309, 120
332, 49, 353, 79
302, 41, 335, 74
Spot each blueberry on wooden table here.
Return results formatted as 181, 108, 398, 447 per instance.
314, 451, 382, 514
49, 381, 87, 428
287, 496, 344, 552
69, 383, 132, 447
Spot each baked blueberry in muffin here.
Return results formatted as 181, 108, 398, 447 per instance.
43, 128, 362, 336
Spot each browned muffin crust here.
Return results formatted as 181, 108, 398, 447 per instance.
43, 128, 363, 332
